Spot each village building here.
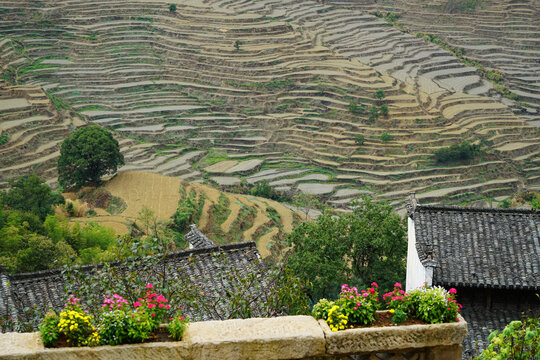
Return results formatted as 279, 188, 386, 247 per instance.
0, 225, 264, 329
405, 194, 540, 358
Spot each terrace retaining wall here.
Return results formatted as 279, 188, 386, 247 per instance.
0, 314, 467, 360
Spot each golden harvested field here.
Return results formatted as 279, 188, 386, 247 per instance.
69, 171, 300, 258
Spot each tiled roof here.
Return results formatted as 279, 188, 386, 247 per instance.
1, 241, 264, 326
185, 224, 215, 248
461, 301, 539, 359
411, 204, 540, 290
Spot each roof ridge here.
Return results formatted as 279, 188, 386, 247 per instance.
8, 241, 258, 280
416, 204, 539, 214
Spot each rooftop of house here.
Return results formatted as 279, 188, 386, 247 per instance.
185, 224, 215, 249
0, 226, 264, 326
408, 199, 540, 291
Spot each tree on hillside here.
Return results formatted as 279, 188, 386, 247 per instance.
1, 174, 64, 221
286, 196, 407, 300
58, 126, 124, 189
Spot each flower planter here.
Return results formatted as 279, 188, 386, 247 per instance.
0, 315, 467, 360
318, 312, 468, 358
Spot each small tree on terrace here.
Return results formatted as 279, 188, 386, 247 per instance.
58, 126, 124, 189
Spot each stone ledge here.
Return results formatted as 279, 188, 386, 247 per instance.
319, 313, 468, 355
0, 314, 468, 360
185, 315, 326, 360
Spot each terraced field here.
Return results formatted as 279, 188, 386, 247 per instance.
326, 0, 540, 125
70, 171, 301, 258
0, 0, 538, 211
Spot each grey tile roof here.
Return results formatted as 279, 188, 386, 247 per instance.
411, 204, 540, 290
185, 224, 215, 249
461, 300, 539, 359
0, 241, 264, 327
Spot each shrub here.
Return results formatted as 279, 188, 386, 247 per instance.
168, 311, 189, 341
375, 89, 385, 104
434, 141, 480, 163
0, 132, 8, 145
379, 104, 389, 116
380, 132, 393, 142
98, 308, 153, 345
234, 40, 242, 51
348, 101, 365, 115
39, 310, 60, 347
368, 106, 379, 123
475, 317, 539, 360
355, 134, 364, 145
169, 3, 176, 12
390, 308, 407, 325
382, 282, 408, 311
312, 298, 335, 320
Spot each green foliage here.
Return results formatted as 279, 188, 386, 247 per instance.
57, 306, 99, 346
475, 317, 539, 360
39, 311, 60, 347
98, 309, 153, 345
314, 284, 379, 331
406, 285, 460, 324
379, 104, 389, 116
168, 312, 189, 341
1, 174, 64, 221
355, 134, 365, 145
530, 194, 540, 210
0, 132, 8, 145
348, 101, 365, 115
312, 298, 335, 320
498, 198, 511, 209
391, 308, 407, 325
380, 132, 392, 142
169, 3, 176, 12
434, 141, 480, 163
375, 89, 385, 105
368, 105, 379, 123
286, 196, 407, 300
14, 234, 75, 273
58, 126, 124, 189
234, 40, 242, 51
172, 189, 204, 233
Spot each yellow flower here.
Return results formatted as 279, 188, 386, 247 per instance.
389, 309, 395, 314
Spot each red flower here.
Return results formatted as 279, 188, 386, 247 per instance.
448, 288, 457, 294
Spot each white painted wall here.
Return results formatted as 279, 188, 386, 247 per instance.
405, 216, 426, 291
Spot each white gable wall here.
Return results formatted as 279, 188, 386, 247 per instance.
406, 216, 426, 291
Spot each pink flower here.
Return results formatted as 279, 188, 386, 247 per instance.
449, 288, 457, 294
363, 293, 369, 297
353, 307, 358, 310
145, 283, 154, 289
371, 282, 378, 288
134, 301, 142, 307
368, 288, 375, 294
151, 313, 156, 317
394, 282, 402, 288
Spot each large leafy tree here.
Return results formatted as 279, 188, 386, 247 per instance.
286, 196, 407, 301
58, 126, 124, 189
1, 174, 64, 221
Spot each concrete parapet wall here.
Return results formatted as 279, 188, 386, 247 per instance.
0, 314, 467, 360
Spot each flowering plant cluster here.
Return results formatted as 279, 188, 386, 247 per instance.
133, 283, 171, 328
312, 282, 462, 331
312, 282, 380, 331
168, 309, 189, 341
406, 284, 461, 324
39, 284, 188, 348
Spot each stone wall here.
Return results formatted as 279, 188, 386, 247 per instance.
0, 314, 468, 360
